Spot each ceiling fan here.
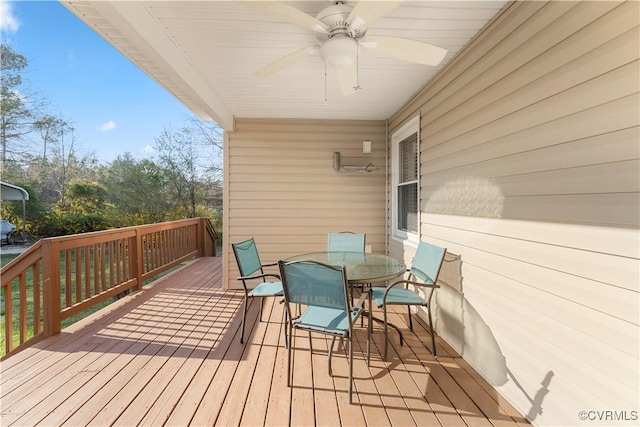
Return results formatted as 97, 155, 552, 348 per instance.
241, 1, 448, 96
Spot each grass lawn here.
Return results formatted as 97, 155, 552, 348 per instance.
1, 252, 19, 267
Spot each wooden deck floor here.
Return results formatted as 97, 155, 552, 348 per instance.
1, 257, 529, 426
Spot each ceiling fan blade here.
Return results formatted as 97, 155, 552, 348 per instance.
336, 65, 360, 96
255, 46, 319, 77
361, 36, 447, 66
238, 1, 328, 33
347, 1, 402, 32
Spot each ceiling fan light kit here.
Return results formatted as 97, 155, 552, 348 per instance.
245, 0, 448, 96
320, 37, 357, 69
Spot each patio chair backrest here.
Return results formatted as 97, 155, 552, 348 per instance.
409, 241, 446, 285
232, 237, 262, 277
327, 232, 365, 252
279, 260, 350, 314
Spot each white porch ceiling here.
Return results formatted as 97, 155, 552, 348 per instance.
62, 1, 509, 130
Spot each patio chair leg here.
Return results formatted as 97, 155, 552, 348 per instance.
383, 307, 388, 361
328, 336, 337, 376
367, 292, 372, 366
360, 285, 367, 327
283, 309, 289, 349
259, 298, 263, 322
427, 305, 437, 357
408, 306, 414, 331
367, 313, 371, 367
287, 325, 293, 387
241, 296, 248, 344
348, 334, 354, 404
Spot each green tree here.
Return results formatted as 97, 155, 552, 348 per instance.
1, 43, 30, 164
0, 43, 46, 166
155, 127, 203, 218
44, 180, 111, 236
99, 154, 176, 226
32, 122, 97, 207
33, 114, 65, 161
154, 120, 223, 220
67, 180, 109, 215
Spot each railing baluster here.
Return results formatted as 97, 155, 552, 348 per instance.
156, 232, 160, 266
19, 272, 27, 344
124, 238, 130, 282
166, 229, 171, 263
159, 232, 163, 268
116, 239, 122, 285
5, 284, 13, 353
84, 245, 91, 299
110, 240, 115, 289
153, 232, 157, 271
74, 248, 82, 304
93, 244, 100, 296
144, 235, 149, 275
158, 231, 163, 267
34, 261, 41, 334
98, 242, 108, 292
75, 248, 81, 304
65, 249, 72, 308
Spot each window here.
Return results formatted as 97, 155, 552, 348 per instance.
391, 116, 419, 241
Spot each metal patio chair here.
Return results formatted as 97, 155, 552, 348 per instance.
278, 259, 370, 404
327, 231, 366, 252
370, 240, 446, 360
232, 237, 283, 344
328, 231, 366, 304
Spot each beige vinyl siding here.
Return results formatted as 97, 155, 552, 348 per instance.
224, 118, 386, 290
389, 1, 639, 426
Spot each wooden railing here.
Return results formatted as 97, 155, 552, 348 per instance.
0, 217, 217, 359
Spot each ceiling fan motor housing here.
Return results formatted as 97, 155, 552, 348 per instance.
316, 2, 363, 69
315, 2, 366, 38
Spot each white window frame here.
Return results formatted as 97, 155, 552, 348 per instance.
391, 115, 420, 244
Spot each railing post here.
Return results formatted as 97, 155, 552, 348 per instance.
42, 239, 61, 336
197, 218, 205, 258
131, 230, 143, 292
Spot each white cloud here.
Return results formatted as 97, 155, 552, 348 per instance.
0, 0, 20, 34
140, 145, 155, 154
99, 120, 116, 132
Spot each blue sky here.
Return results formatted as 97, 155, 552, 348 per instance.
1, 0, 197, 163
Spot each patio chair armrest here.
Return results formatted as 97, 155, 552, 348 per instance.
383, 280, 440, 301
237, 273, 281, 281
354, 288, 370, 309
261, 261, 278, 268
387, 279, 440, 290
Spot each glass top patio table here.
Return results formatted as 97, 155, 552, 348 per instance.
285, 252, 406, 284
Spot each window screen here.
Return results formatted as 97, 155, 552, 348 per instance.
397, 133, 418, 233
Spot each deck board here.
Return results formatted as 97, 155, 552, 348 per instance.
1, 257, 529, 427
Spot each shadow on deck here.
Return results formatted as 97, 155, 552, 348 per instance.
0, 257, 529, 426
